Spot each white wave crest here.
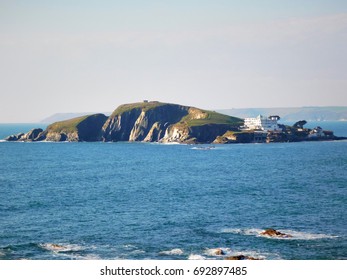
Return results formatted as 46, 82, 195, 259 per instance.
123, 244, 138, 249
276, 230, 339, 240
159, 248, 184, 256
204, 247, 272, 260
160, 142, 181, 145
188, 254, 206, 260
226, 250, 274, 260
221, 228, 263, 236
39, 243, 85, 252
204, 248, 232, 256
221, 228, 338, 240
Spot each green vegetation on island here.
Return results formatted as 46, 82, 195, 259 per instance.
4, 101, 346, 144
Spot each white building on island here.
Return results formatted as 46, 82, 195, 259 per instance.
243, 115, 282, 132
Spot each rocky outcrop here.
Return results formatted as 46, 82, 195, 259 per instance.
213, 131, 256, 144
212, 249, 225, 256
161, 124, 239, 144
5, 114, 107, 142
225, 255, 260, 260
5, 133, 25, 141
42, 113, 107, 142
5, 129, 43, 141
260, 228, 292, 238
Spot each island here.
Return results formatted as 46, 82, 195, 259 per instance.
4, 101, 346, 144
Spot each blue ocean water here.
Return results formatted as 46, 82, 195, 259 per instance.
0, 123, 346, 260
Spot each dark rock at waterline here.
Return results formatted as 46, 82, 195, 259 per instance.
5, 129, 43, 141
260, 228, 292, 238
225, 255, 260, 260
5, 133, 25, 141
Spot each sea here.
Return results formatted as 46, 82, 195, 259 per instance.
0, 122, 346, 260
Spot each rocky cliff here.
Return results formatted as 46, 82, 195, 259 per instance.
102, 102, 242, 143
43, 113, 108, 141
102, 102, 191, 142
5, 114, 108, 142
5, 101, 344, 144
5, 102, 243, 143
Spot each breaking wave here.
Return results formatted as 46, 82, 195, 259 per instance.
188, 248, 273, 260
220, 228, 339, 240
188, 254, 206, 260
159, 248, 184, 256
39, 243, 85, 252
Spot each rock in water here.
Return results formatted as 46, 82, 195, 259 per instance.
260, 228, 292, 238
5, 133, 24, 141
225, 255, 260, 260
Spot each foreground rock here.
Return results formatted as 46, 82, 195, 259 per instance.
260, 228, 292, 238
225, 255, 260, 260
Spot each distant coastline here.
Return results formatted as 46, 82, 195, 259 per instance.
40, 106, 347, 123
217, 106, 347, 122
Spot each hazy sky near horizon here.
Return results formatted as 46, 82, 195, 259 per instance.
1, 0, 347, 122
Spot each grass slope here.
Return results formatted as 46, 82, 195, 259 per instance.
47, 114, 92, 133
111, 101, 167, 117
182, 110, 243, 127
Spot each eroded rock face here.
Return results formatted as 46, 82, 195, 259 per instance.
25, 128, 43, 141
102, 104, 190, 142
45, 132, 71, 142
5, 133, 25, 141
102, 108, 142, 142
161, 125, 191, 143
6, 129, 43, 141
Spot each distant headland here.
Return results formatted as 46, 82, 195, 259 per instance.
4, 101, 347, 144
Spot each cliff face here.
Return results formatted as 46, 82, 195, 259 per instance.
2, 102, 246, 143
13, 114, 108, 142
101, 102, 242, 143
102, 103, 191, 142
162, 123, 240, 143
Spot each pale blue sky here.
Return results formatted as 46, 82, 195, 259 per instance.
1, 0, 347, 122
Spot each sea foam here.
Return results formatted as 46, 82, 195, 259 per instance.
159, 248, 184, 256
39, 243, 85, 252
221, 228, 339, 240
